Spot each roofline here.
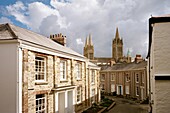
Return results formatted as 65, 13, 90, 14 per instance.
147, 16, 170, 58
6, 23, 18, 39
88, 65, 101, 70
3, 23, 86, 60
100, 67, 146, 72
19, 39, 87, 61
0, 39, 19, 44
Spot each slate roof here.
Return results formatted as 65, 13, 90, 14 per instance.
101, 61, 147, 71
88, 61, 100, 69
0, 23, 85, 58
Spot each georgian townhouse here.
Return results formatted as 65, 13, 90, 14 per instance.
0, 23, 100, 113
86, 62, 101, 107
100, 60, 148, 101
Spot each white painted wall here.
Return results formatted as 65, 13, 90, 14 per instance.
151, 22, 170, 113
0, 42, 19, 113
153, 22, 170, 74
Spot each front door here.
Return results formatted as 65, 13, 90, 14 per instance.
117, 85, 123, 95
68, 91, 73, 113
58, 92, 65, 113
119, 86, 122, 95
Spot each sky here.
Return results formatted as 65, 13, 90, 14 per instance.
0, 0, 170, 58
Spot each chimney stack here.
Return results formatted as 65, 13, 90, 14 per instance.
135, 54, 143, 63
50, 33, 66, 46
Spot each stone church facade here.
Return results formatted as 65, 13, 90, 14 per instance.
84, 28, 131, 66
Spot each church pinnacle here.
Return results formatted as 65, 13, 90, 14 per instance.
115, 27, 120, 39
84, 34, 94, 60
89, 34, 93, 46
85, 36, 89, 47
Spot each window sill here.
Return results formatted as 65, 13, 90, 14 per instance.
35, 81, 48, 85
91, 83, 95, 85
60, 80, 68, 83
77, 101, 82, 105
76, 79, 82, 81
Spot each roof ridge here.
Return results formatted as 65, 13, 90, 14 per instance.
5, 23, 18, 39
0, 23, 85, 59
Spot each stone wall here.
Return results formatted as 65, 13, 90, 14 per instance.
22, 49, 100, 113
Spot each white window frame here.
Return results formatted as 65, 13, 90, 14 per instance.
111, 73, 115, 81
136, 86, 139, 96
75, 63, 82, 80
77, 87, 82, 104
60, 60, 67, 81
142, 72, 145, 83
125, 85, 129, 94
35, 56, 46, 82
111, 84, 115, 92
91, 70, 95, 84
36, 94, 46, 113
126, 74, 130, 82
136, 74, 139, 83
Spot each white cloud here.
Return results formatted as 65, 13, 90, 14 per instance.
0, 17, 12, 24
76, 38, 83, 45
4, 0, 170, 57
6, 1, 28, 25
6, 1, 69, 32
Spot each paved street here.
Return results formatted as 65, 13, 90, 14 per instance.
105, 96, 148, 113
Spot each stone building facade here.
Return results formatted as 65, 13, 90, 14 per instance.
100, 61, 148, 101
147, 15, 170, 113
0, 23, 100, 113
84, 34, 94, 60
83, 27, 131, 66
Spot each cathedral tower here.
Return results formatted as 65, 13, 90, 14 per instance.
84, 34, 94, 60
112, 27, 123, 61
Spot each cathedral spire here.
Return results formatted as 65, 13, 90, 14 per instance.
85, 36, 89, 47
115, 27, 120, 39
89, 34, 93, 46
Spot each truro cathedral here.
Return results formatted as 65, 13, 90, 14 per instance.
84, 28, 148, 101
84, 27, 131, 66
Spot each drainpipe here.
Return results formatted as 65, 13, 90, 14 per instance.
148, 17, 153, 113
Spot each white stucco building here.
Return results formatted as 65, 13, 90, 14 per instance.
0, 23, 100, 113
147, 15, 170, 113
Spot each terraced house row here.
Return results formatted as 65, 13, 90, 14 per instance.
0, 23, 100, 113
100, 57, 148, 101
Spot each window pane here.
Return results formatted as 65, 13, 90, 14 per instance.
60, 61, 66, 80
36, 94, 46, 112
35, 56, 45, 81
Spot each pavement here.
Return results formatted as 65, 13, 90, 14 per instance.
104, 96, 149, 113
